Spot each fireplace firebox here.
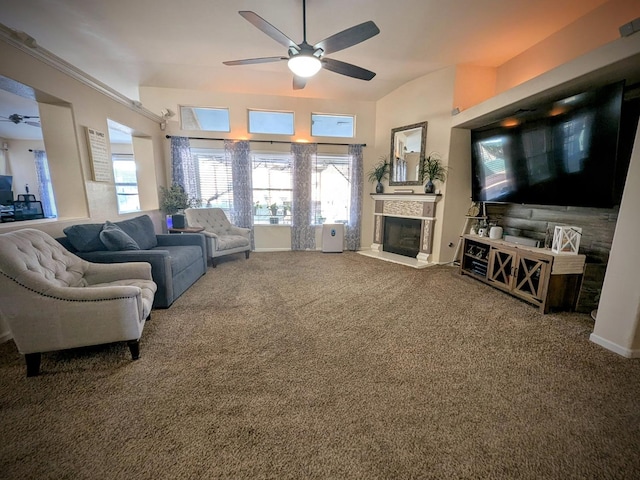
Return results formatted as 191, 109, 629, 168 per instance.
383, 217, 421, 258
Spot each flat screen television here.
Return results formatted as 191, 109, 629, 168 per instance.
0, 175, 12, 191
470, 81, 626, 208
0, 190, 13, 205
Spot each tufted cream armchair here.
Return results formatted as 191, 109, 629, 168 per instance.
0, 228, 157, 376
184, 208, 251, 267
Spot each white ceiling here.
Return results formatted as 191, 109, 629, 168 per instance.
0, 89, 42, 141
0, 0, 612, 104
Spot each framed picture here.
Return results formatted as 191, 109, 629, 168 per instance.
85, 127, 112, 182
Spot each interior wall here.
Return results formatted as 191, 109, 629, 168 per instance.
591, 120, 640, 355
132, 136, 160, 212
496, 0, 640, 94
2, 138, 41, 197
452, 65, 497, 113
39, 102, 89, 219
140, 86, 376, 249
0, 39, 167, 234
373, 67, 457, 262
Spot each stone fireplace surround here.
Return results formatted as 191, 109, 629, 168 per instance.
358, 193, 441, 268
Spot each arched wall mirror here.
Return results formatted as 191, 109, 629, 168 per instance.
389, 121, 428, 186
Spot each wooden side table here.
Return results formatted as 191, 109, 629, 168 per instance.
168, 227, 204, 234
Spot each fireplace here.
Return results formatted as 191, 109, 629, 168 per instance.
359, 193, 441, 268
383, 217, 421, 258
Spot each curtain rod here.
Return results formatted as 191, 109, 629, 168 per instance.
165, 135, 365, 147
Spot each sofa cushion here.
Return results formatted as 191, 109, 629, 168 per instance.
63, 223, 106, 253
115, 215, 158, 250
100, 221, 140, 251
217, 234, 250, 250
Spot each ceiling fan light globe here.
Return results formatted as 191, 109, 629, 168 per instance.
288, 55, 322, 78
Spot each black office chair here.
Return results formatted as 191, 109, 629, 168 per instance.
16, 194, 37, 202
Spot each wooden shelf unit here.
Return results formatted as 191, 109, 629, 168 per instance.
459, 235, 585, 313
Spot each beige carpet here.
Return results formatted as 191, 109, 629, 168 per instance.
1, 251, 639, 479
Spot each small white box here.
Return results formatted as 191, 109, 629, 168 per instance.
551, 226, 581, 254
322, 223, 344, 253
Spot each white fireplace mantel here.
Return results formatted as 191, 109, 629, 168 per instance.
359, 193, 442, 268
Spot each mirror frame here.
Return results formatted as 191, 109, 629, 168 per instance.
389, 121, 428, 186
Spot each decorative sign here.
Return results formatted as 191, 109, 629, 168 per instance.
85, 127, 111, 182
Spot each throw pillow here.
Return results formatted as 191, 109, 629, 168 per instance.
63, 223, 106, 253
100, 221, 140, 251
115, 215, 158, 250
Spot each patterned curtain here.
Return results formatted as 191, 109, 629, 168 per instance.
345, 144, 363, 250
170, 136, 199, 202
224, 140, 254, 249
291, 143, 317, 250
33, 150, 57, 218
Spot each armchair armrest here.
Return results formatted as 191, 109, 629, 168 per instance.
75, 249, 173, 309
41, 283, 143, 302
157, 233, 206, 251
228, 226, 251, 237
156, 234, 207, 272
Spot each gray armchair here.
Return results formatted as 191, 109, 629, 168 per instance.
185, 208, 251, 267
0, 228, 156, 376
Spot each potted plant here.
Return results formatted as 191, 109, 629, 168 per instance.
159, 184, 196, 229
269, 203, 279, 224
367, 156, 390, 193
421, 153, 447, 194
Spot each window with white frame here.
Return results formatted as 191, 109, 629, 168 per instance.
180, 106, 230, 132
311, 114, 355, 138
112, 154, 140, 213
248, 110, 295, 135
187, 148, 353, 227
190, 148, 233, 213
252, 153, 293, 225
312, 154, 351, 224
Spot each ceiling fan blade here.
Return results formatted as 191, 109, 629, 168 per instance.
239, 11, 298, 49
314, 21, 380, 55
223, 56, 287, 66
25, 121, 41, 127
322, 58, 376, 81
293, 76, 307, 90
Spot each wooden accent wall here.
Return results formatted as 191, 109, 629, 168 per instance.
485, 203, 619, 313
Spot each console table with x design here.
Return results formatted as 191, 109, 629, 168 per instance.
459, 235, 586, 313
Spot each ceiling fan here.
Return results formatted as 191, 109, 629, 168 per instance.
0, 114, 41, 127
223, 0, 380, 90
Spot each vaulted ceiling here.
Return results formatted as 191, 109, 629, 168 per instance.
1, 0, 611, 103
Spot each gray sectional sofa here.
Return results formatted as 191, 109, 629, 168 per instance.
57, 214, 207, 308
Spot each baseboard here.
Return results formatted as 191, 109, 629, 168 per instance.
254, 248, 292, 252
589, 333, 640, 358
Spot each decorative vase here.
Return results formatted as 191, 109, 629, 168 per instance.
424, 180, 435, 194
376, 181, 384, 194
490, 226, 504, 239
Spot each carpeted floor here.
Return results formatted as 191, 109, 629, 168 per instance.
1, 251, 639, 479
